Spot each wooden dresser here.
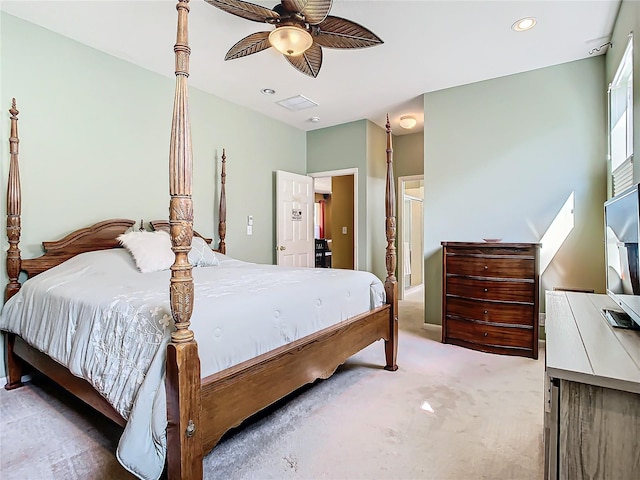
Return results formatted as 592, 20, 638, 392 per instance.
441, 241, 540, 359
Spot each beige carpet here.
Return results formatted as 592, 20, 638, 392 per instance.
0, 287, 544, 479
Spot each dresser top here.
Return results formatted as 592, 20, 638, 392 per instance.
545, 291, 640, 394
441, 241, 541, 248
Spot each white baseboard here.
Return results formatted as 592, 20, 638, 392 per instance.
421, 322, 441, 332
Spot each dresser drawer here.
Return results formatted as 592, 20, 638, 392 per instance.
443, 245, 537, 257
445, 296, 534, 326
445, 317, 533, 350
445, 276, 535, 302
446, 255, 535, 279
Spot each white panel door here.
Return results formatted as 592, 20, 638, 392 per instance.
276, 170, 314, 267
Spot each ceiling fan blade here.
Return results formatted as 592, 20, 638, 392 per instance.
225, 32, 271, 60
285, 43, 323, 78
205, 0, 280, 23
281, 0, 332, 25
313, 16, 383, 49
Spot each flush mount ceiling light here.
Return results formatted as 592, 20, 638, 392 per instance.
261, 88, 276, 95
399, 115, 417, 129
512, 17, 537, 32
309, 116, 320, 123
268, 25, 313, 57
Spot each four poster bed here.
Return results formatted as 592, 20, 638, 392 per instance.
1, 1, 398, 479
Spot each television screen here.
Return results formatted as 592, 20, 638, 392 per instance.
604, 183, 640, 328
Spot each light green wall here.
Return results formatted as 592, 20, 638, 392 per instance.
394, 132, 424, 178
366, 120, 388, 282
306, 121, 369, 270
423, 57, 607, 325
0, 13, 306, 377
605, 0, 639, 187
306, 120, 389, 281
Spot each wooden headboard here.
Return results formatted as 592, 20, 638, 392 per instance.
149, 221, 213, 247
21, 219, 137, 279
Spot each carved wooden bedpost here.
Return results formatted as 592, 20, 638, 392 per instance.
383, 114, 398, 371
6, 99, 21, 302
4, 98, 25, 390
218, 149, 226, 254
166, 1, 203, 479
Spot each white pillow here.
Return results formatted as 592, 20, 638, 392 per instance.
118, 230, 174, 273
118, 230, 219, 273
190, 236, 220, 267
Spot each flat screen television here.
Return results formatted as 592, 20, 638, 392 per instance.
603, 182, 640, 329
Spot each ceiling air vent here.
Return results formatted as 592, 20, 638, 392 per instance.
276, 95, 318, 111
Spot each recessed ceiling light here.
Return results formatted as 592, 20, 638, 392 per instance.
261, 88, 276, 95
512, 17, 536, 32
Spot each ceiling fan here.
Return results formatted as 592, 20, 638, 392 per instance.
204, 0, 384, 78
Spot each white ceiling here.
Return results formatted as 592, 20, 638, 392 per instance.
1, 0, 621, 135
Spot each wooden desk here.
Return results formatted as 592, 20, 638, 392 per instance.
544, 291, 640, 480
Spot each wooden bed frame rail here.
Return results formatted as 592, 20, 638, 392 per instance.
3, 1, 398, 478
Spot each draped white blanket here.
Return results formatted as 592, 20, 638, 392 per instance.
0, 249, 385, 479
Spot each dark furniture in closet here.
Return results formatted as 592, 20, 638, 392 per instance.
315, 239, 332, 268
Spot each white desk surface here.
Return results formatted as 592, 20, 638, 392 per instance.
545, 291, 640, 394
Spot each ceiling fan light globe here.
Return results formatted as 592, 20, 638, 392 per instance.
269, 26, 313, 56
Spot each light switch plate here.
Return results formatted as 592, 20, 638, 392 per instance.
342, 226, 347, 234
247, 225, 253, 235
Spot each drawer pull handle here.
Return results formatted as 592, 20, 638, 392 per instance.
484, 265, 488, 270
484, 332, 488, 337
484, 310, 488, 315
483, 288, 488, 292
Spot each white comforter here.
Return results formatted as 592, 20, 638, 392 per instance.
0, 249, 385, 479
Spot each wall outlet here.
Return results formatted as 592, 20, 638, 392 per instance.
247, 225, 253, 235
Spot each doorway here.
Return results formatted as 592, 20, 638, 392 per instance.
310, 169, 358, 270
398, 175, 424, 299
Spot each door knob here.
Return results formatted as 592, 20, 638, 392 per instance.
279, 246, 286, 251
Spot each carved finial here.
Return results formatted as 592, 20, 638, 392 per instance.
9, 98, 18, 118
176, 0, 190, 13
139, 219, 144, 231
386, 113, 390, 132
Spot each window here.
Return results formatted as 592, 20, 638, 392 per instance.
609, 33, 634, 196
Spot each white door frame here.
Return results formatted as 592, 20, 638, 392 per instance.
397, 174, 424, 299
309, 168, 359, 270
